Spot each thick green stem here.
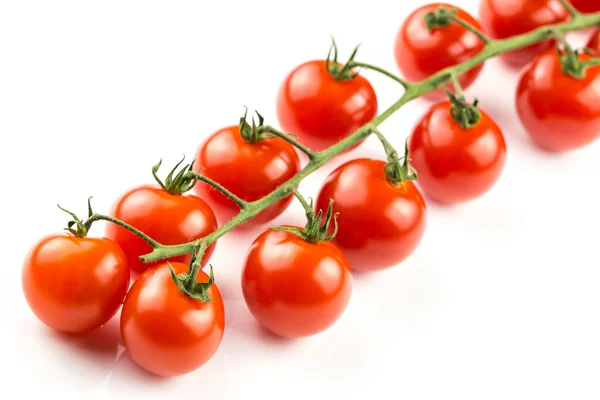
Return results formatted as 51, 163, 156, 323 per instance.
111, 10, 600, 264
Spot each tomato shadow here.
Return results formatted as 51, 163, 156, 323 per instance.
107, 350, 176, 392
16, 316, 121, 393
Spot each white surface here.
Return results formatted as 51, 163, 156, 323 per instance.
2, 0, 599, 398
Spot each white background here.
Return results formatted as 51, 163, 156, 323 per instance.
2, 0, 599, 398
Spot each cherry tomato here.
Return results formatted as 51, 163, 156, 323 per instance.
120, 262, 224, 376
516, 49, 600, 152
588, 28, 600, 54
106, 185, 218, 274
194, 125, 300, 226
315, 159, 427, 271
22, 234, 129, 333
479, 0, 569, 67
241, 228, 352, 338
394, 3, 486, 99
570, 0, 600, 13
408, 101, 507, 204
276, 60, 378, 152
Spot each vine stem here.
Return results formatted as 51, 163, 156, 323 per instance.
88, 9, 600, 265
84, 214, 162, 248
348, 61, 411, 87
191, 173, 248, 209
557, 0, 580, 17
259, 126, 317, 158
448, 14, 492, 44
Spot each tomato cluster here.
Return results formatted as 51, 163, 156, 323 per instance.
21, 1, 600, 378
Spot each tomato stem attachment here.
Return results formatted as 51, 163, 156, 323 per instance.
552, 30, 600, 79
152, 157, 198, 195
557, 0, 580, 17
424, 6, 491, 44
373, 129, 418, 184
326, 38, 361, 81
167, 241, 215, 302
270, 188, 338, 244
445, 72, 481, 129
348, 61, 411, 88
258, 126, 316, 159
57, 197, 95, 238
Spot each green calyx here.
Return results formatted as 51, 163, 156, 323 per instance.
239, 108, 279, 143
445, 89, 481, 129
384, 139, 418, 185
58, 197, 94, 238
169, 263, 214, 302
557, 46, 600, 80
424, 6, 457, 32
152, 156, 198, 195
272, 189, 338, 244
325, 38, 360, 82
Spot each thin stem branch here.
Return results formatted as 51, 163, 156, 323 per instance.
84, 214, 162, 248
259, 126, 317, 158
101, 10, 600, 265
190, 173, 248, 209
185, 240, 207, 291
449, 15, 492, 44
290, 187, 313, 215
558, 0, 580, 17
449, 72, 464, 99
348, 61, 411, 88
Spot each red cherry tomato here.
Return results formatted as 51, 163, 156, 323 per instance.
22, 234, 129, 333
479, 0, 569, 67
408, 101, 507, 204
570, 0, 600, 12
516, 49, 600, 151
276, 60, 378, 152
241, 228, 352, 338
588, 28, 600, 54
106, 185, 218, 274
194, 125, 300, 226
315, 159, 427, 271
394, 3, 486, 99
120, 262, 224, 376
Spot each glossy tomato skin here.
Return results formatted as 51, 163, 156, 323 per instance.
120, 262, 224, 376
241, 228, 352, 338
105, 185, 218, 274
22, 234, 129, 333
194, 125, 300, 226
394, 3, 486, 99
479, 0, 569, 67
570, 0, 600, 12
315, 159, 427, 271
276, 60, 378, 152
588, 29, 600, 54
409, 101, 507, 204
516, 49, 600, 152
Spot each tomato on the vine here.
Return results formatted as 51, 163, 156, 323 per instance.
479, 0, 569, 67
516, 48, 600, 152
120, 261, 224, 376
408, 100, 507, 204
315, 158, 427, 271
276, 58, 378, 152
242, 222, 352, 338
570, 0, 600, 13
394, 3, 486, 99
106, 161, 218, 274
194, 120, 301, 226
22, 234, 129, 333
588, 28, 600, 54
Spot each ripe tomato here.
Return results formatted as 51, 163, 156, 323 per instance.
120, 262, 224, 376
106, 185, 218, 274
276, 60, 378, 152
479, 0, 569, 67
516, 49, 600, 151
570, 0, 600, 12
22, 234, 129, 333
315, 159, 427, 271
408, 101, 507, 204
394, 3, 486, 99
241, 228, 352, 338
588, 28, 600, 54
194, 125, 300, 225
